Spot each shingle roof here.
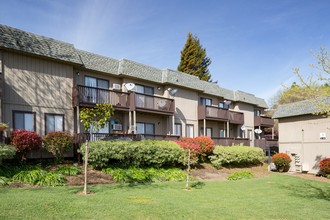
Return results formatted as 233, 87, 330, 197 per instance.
0, 24, 81, 64
0, 24, 268, 109
272, 96, 330, 119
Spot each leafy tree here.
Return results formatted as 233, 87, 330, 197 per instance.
79, 103, 114, 194
178, 32, 212, 81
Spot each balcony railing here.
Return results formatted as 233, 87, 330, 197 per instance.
76, 133, 180, 142
212, 137, 250, 146
72, 85, 129, 110
254, 115, 274, 127
198, 105, 228, 121
229, 111, 244, 124
130, 92, 175, 115
254, 139, 278, 151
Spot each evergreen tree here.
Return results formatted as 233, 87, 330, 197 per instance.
178, 33, 212, 81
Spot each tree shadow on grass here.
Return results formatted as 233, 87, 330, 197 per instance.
279, 182, 330, 201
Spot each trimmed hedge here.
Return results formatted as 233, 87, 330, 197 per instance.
209, 146, 264, 167
272, 153, 291, 172
80, 140, 185, 169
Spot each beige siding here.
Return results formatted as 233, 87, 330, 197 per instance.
3, 52, 74, 134
233, 102, 255, 143
278, 115, 330, 174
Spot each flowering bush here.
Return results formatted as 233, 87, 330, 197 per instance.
44, 131, 73, 161
319, 158, 330, 174
193, 136, 215, 156
11, 130, 42, 160
272, 153, 291, 172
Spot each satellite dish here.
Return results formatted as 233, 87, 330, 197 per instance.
158, 100, 166, 108
168, 88, 178, 96
241, 126, 245, 131
125, 83, 135, 91
254, 129, 262, 134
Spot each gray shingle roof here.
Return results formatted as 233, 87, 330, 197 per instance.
0, 24, 81, 64
0, 24, 268, 109
272, 96, 330, 118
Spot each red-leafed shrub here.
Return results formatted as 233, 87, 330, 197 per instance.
44, 131, 73, 162
193, 136, 215, 156
11, 130, 43, 160
174, 138, 201, 164
272, 153, 291, 172
319, 158, 330, 174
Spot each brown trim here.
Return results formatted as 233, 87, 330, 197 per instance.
44, 113, 65, 134
12, 110, 36, 131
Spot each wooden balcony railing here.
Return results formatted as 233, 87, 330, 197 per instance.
72, 85, 129, 110
76, 133, 180, 142
254, 115, 274, 127
229, 111, 244, 124
254, 139, 278, 151
130, 92, 175, 115
212, 137, 250, 146
198, 105, 228, 121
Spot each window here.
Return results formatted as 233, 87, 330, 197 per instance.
200, 97, 212, 106
174, 123, 182, 136
136, 122, 155, 134
200, 127, 212, 137
254, 110, 261, 116
45, 114, 64, 133
84, 76, 109, 103
220, 129, 226, 138
219, 102, 229, 109
248, 129, 253, 140
135, 84, 154, 95
13, 111, 36, 131
90, 122, 110, 134
186, 124, 194, 138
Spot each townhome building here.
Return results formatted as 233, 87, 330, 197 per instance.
0, 24, 275, 148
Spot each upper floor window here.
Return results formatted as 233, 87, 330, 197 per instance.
255, 110, 262, 116
45, 114, 64, 134
200, 97, 212, 106
13, 111, 36, 131
219, 102, 229, 110
135, 84, 154, 95
85, 76, 109, 89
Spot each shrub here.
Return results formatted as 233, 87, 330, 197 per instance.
11, 130, 42, 160
209, 146, 264, 167
227, 170, 254, 180
54, 165, 81, 176
319, 158, 330, 174
173, 138, 201, 165
103, 167, 185, 184
0, 143, 16, 161
80, 140, 185, 169
193, 136, 215, 156
43, 131, 73, 161
272, 153, 291, 172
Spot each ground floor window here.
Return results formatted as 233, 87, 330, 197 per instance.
45, 114, 64, 134
13, 111, 36, 131
186, 124, 194, 138
90, 121, 110, 133
200, 127, 212, 137
136, 122, 155, 134
220, 129, 226, 138
174, 123, 182, 136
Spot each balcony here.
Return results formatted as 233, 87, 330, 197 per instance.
254, 115, 274, 127
72, 85, 130, 111
212, 137, 250, 146
198, 105, 228, 121
130, 92, 175, 115
229, 111, 244, 124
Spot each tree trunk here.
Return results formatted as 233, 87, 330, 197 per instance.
186, 148, 191, 189
83, 139, 88, 195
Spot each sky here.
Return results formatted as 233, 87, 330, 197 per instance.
1, 0, 330, 104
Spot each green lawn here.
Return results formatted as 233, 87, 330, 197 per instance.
0, 173, 329, 220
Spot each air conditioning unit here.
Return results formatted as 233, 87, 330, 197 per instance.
112, 83, 121, 90
112, 124, 122, 131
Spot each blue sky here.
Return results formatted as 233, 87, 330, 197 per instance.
1, 0, 330, 103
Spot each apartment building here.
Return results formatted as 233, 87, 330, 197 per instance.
0, 24, 274, 147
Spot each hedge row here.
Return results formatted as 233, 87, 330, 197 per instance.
209, 145, 264, 167
80, 140, 184, 169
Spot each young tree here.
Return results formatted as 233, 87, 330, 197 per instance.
79, 103, 114, 194
178, 32, 212, 82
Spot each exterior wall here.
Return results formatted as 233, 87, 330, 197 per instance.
233, 102, 255, 144
2, 51, 74, 134
173, 87, 199, 137
278, 115, 330, 174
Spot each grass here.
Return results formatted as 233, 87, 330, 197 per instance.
0, 173, 329, 219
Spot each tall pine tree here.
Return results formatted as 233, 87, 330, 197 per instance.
178, 33, 212, 81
